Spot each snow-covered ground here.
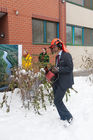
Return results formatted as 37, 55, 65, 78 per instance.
0, 76, 93, 140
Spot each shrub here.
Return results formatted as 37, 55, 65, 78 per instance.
8, 67, 54, 114
81, 50, 93, 70
81, 50, 93, 83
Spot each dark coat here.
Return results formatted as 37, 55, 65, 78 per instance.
54, 51, 74, 90
39, 53, 49, 63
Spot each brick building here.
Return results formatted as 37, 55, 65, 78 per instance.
0, 0, 93, 68
0, 0, 65, 64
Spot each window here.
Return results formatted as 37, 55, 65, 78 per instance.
66, 25, 82, 45
84, 28, 93, 46
84, 0, 91, 9
91, 0, 93, 9
74, 27, 82, 45
67, 0, 83, 6
67, 0, 93, 10
66, 25, 93, 46
32, 18, 59, 44
32, 19, 44, 44
47, 21, 57, 43
66, 25, 72, 44
91, 30, 93, 45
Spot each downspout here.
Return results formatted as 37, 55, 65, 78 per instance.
59, 0, 61, 38
59, 0, 66, 46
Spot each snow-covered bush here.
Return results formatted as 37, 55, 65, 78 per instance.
81, 50, 93, 83
0, 93, 10, 112
81, 50, 93, 70
8, 67, 54, 114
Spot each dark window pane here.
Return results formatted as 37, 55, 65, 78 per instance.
47, 21, 57, 43
32, 19, 44, 43
84, 0, 91, 9
84, 29, 89, 45
91, 30, 93, 45
84, 28, 93, 46
75, 27, 82, 45
67, 0, 93, 9
66, 25, 72, 44
67, 0, 83, 6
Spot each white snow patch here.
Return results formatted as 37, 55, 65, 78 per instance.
0, 76, 93, 140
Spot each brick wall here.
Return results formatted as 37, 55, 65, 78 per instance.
0, 0, 66, 64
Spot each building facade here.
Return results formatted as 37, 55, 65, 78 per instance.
0, 0, 93, 68
66, 0, 93, 68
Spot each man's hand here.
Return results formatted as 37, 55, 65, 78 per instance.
44, 66, 49, 74
51, 66, 59, 74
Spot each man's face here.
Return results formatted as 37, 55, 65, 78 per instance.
42, 49, 46, 54
50, 45, 59, 54
23, 50, 28, 58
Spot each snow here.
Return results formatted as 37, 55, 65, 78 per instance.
0, 76, 93, 140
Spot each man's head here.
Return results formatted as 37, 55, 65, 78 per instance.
23, 50, 28, 58
42, 48, 47, 54
49, 38, 68, 54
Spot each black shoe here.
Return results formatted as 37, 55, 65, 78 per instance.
68, 117, 73, 124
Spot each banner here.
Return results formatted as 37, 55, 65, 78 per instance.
0, 44, 22, 91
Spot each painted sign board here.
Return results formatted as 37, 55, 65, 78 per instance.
0, 44, 22, 91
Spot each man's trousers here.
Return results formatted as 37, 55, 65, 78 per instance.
53, 85, 73, 121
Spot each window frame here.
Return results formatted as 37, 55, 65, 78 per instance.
66, 0, 93, 11
66, 25, 73, 45
32, 18, 44, 44
46, 21, 58, 43
32, 18, 59, 45
84, 27, 93, 46
74, 26, 83, 46
66, 24, 84, 46
66, 24, 93, 46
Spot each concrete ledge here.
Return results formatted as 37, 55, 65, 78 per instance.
73, 69, 93, 77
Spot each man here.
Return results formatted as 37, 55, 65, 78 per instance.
38, 48, 49, 63
38, 48, 49, 70
49, 38, 74, 126
22, 50, 32, 70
